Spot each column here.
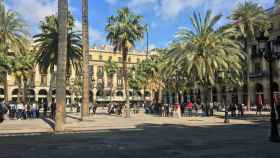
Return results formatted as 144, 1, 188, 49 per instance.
238, 88, 243, 104
248, 83, 255, 110
217, 86, 222, 104
263, 80, 271, 106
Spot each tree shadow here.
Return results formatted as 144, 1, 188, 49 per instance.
0, 121, 279, 158
41, 117, 55, 130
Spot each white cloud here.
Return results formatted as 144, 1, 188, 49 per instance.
128, 0, 157, 12
149, 43, 156, 50
74, 21, 104, 45
126, 0, 274, 20
7, 0, 57, 32
106, 0, 117, 6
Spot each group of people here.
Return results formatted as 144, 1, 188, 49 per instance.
156, 101, 250, 118
0, 101, 41, 121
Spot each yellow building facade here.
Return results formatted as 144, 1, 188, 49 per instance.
0, 45, 154, 104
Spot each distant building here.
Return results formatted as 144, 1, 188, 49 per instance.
0, 45, 153, 104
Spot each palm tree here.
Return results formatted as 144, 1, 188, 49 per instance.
229, 1, 270, 109
169, 10, 244, 104
81, 0, 90, 118
33, 15, 82, 107
11, 52, 34, 103
55, 0, 68, 132
104, 59, 118, 103
0, 0, 29, 102
106, 7, 146, 115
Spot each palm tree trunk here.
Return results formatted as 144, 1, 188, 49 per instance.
48, 71, 55, 105
245, 39, 251, 110
17, 78, 22, 103
143, 86, 146, 105
55, 0, 68, 132
122, 47, 130, 116
22, 77, 27, 103
110, 77, 113, 104
82, 0, 89, 118
4, 72, 8, 102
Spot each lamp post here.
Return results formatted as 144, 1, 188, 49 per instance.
257, 34, 280, 142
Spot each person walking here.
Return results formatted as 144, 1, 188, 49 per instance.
17, 102, 24, 120
186, 101, 193, 117
0, 102, 8, 123
31, 102, 38, 119
51, 102, 56, 119
43, 101, 48, 117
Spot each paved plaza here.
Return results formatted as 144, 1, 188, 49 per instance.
0, 111, 280, 158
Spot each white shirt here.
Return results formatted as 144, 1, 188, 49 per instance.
17, 103, 24, 110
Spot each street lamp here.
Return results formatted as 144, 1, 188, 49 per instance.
257, 34, 280, 142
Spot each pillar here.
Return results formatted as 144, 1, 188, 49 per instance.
238, 88, 243, 104
248, 83, 255, 110
264, 80, 271, 106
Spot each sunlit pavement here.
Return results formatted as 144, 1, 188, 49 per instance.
0, 111, 279, 158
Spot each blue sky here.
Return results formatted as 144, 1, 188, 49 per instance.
5, 0, 274, 50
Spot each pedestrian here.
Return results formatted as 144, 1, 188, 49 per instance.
186, 101, 193, 117
209, 102, 214, 116
31, 102, 38, 119
26, 103, 31, 119
256, 104, 263, 115
193, 102, 198, 116
51, 102, 56, 119
43, 101, 48, 117
161, 104, 165, 117
17, 102, 24, 120
276, 96, 280, 122
0, 102, 8, 123
92, 103, 97, 115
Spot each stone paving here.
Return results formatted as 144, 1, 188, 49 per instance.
0, 111, 279, 158
0, 111, 271, 135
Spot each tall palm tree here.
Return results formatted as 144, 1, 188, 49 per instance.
0, 0, 29, 102
33, 15, 82, 107
81, 0, 90, 118
169, 10, 244, 104
229, 0, 270, 110
106, 7, 146, 114
104, 59, 118, 103
55, 0, 68, 132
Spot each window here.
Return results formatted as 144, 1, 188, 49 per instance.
41, 74, 48, 86
136, 58, 140, 63
128, 57, 131, 63
88, 65, 94, 76
252, 45, 257, 54
97, 66, 104, 78
88, 55, 92, 60
99, 54, 103, 61
107, 77, 113, 88
118, 57, 122, 62
117, 79, 123, 87
109, 56, 112, 61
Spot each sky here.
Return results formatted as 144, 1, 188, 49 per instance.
4, 0, 275, 50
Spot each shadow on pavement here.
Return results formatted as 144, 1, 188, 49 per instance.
0, 120, 279, 158
41, 117, 55, 130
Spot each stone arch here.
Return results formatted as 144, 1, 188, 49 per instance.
116, 91, 123, 97
38, 89, 48, 95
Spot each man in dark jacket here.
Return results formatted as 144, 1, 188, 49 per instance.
0, 102, 8, 123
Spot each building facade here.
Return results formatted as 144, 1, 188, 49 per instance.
0, 45, 154, 104
163, 6, 280, 107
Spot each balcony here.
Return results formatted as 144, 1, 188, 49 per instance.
249, 71, 267, 79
